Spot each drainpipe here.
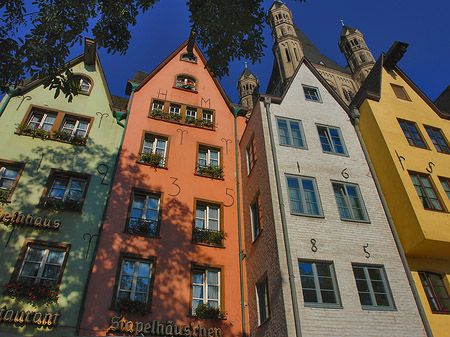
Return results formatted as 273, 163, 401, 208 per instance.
75, 82, 139, 335
0, 87, 21, 118
264, 97, 302, 337
350, 107, 433, 337
233, 107, 247, 337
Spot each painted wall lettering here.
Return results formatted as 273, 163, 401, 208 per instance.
0, 306, 60, 327
0, 209, 61, 230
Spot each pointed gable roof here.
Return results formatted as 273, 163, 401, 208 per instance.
125, 40, 237, 114
434, 85, 450, 114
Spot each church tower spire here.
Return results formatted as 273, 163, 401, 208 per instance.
268, 1, 303, 88
338, 25, 375, 85
237, 63, 259, 111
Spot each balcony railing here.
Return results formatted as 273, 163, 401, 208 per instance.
128, 217, 158, 237
150, 109, 214, 130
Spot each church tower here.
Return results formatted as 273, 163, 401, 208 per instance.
339, 24, 375, 85
237, 64, 259, 111
268, 0, 303, 89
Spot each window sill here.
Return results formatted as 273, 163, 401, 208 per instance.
279, 144, 308, 150
321, 150, 348, 157
0, 199, 11, 204
431, 310, 450, 315
15, 132, 87, 146
187, 314, 227, 321
252, 227, 264, 243
257, 316, 270, 328
361, 305, 396, 311
194, 173, 224, 181
36, 203, 83, 213
192, 241, 226, 249
136, 161, 168, 170
339, 217, 370, 224
304, 303, 343, 309
290, 213, 324, 219
304, 99, 322, 103
123, 230, 161, 239
149, 115, 215, 131
173, 86, 198, 94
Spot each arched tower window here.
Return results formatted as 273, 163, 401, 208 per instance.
175, 75, 196, 91
75, 75, 92, 95
285, 49, 291, 62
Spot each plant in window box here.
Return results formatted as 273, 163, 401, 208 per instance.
117, 298, 151, 316
193, 228, 226, 246
17, 124, 51, 140
151, 109, 164, 118
3, 281, 59, 306
44, 197, 81, 211
52, 130, 72, 142
71, 134, 88, 145
195, 303, 225, 321
140, 151, 164, 167
0, 189, 10, 203
197, 164, 223, 178
185, 116, 197, 125
168, 113, 182, 122
202, 120, 214, 129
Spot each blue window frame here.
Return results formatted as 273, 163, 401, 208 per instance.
286, 175, 322, 216
317, 125, 347, 155
277, 118, 306, 148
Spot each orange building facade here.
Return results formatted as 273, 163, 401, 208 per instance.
78, 42, 247, 336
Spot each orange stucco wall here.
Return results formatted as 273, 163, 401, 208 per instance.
79, 44, 247, 336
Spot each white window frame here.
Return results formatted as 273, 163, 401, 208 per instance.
286, 175, 322, 216
152, 101, 164, 112
79, 78, 91, 94
27, 111, 56, 131
186, 107, 197, 119
141, 134, 168, 167
202, 110, 213, 122
176, 76, 196, 90
298, 260, 340, 307
256, 277, 270, 324
195, 203, 220, 231
18, 246, 66, 285
352, 264, 394, 310
198, 147, 220, 167
61, 118, 89, 138
276, 117, 306, 148
116, 258, 153, 304
317, 125, 347, 155
302, 85, 321, 102
332, 182, 368, 221
128, 192, 160, 237
192, 268, 221, 314
169, 104, 181, 115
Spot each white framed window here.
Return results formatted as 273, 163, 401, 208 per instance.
202, 110, 213, 123
169, 104, 181, 115
18, 246, 67, 285
256, 277, 270, 324
332, 182, 368, 221
116, 258, 153, 304
317, 125, 347, 155
61, 118, 89, 138
197, 146, 221, 178
286, 175, 322, 216
192, 268, 220, 314
27, 111, 56, 131
299, 260, 340, 306
152, 101, 164, 112
302, 85, 321, 102
250, 194, 262, 239
195, 203, 220, 232
352, 264, 394, 309
276, 118, 306, 148
141, 134, 168, 167
176, 75, 196, 91
128, 191, 160, 237
78, 77, 91, 94
186, 107, 197, 119
0, 164, 21, 200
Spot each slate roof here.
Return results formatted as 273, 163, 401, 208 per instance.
434, 85, 450, 114
111, 95, 129, 111
238, 68, 256, 79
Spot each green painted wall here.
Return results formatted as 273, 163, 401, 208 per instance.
0, 58, 124, 336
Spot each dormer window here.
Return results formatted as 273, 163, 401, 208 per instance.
76, 76, 92, 95
175, 75, 196, 91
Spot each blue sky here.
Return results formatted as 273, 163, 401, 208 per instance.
69, 0, 449, 103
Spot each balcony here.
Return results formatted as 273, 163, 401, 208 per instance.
150, 109, 214, 130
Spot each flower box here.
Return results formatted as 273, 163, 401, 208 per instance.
193, 228, 226, 246
43, 197, 82, 211
197, 164, 223, 178
195, 303, 225, 320
140, 152, 164, 167
52, 130, 87, 145
17, 124, 51, 140
117, 298, 151, 316
151, 109, 164, 118
3, 281, 59, 306
0, 189, 11, 202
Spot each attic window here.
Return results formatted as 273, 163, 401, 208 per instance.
175, 75, 196, 91
180, 52, 197, 63
391, 84, 411, 101
75, 76, 92, 95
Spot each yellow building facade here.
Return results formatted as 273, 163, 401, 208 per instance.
353, 42, 450, 336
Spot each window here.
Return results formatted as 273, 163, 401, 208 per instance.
317, 125, 347, 155
246, 137, 256, 173
440, 178, 450, 201
41, 170, 90, 211
140, 133, 168, 167
202, 110, 213, 126
425, 126, 450, 154
152, 100, 164, 113
116, 257, 153, 304
256, 278, 270, 324
298, 260, 340, 306
391, 84, 410, 101
186, 107, 197, 120
398, 120, 427, 148
60, 117, 90, 138
13, 241, 70, 286
303, 85, 321, 102
352, 264, 394, 309
192, 267, 221, 314
0, 161, 24, 201
419, 272, 450, 313
127, 190, 161, 237
277, 118, 306, 148
76, 76, 92, 95
193, 201, 224, 246
250, 194, 263, 239
286, 175, 322, 216
409, 172, 443, 211
27, 110, 56, 131
197, 146, 222, 178
332, 182, 368, 221
169, 104, 181, 115
175, 75, 196, 91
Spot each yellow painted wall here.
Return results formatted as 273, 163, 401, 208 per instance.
358, 66, 450, 336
